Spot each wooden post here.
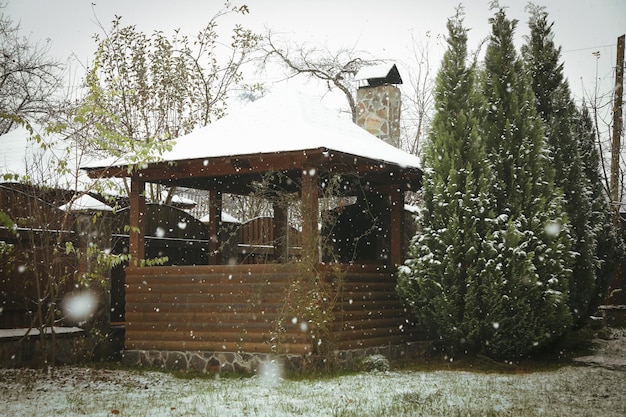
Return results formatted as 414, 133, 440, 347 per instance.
273, 200, 288, 262
389, 186, 404, 266
301, 165, 319, 264
208, 190, 222, 265
610, 34, 625, 211
129, 176, 146, 265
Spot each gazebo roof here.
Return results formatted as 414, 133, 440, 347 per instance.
83, 88, 422, 193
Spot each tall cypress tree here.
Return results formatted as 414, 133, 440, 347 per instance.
522, 5, 624, 327
397, 9, 492, 355
523, 6, 593, 327
478, 7, 572, 359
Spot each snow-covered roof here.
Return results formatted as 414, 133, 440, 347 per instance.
83, 88, 420, 171
199, 212, 240, 224
59, 194, 113, 212
0, 326, 83, 339
355, 63, 403, 85
1, 126, 94, 191
0, 126, 129, 200
170, 195, 196, 206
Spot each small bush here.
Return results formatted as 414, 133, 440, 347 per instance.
360, 354, 390, 372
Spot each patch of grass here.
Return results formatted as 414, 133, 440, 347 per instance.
394, 325, 611, 375
393, 349, 569, 374
283, 363, 361, 382
3, 358, 625, 416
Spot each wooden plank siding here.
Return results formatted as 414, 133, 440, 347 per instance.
124, 264, 310, 354
322, 264, 417, 350
124, 263, 417, 356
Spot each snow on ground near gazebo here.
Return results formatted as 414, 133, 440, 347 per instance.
1, 330, 624, 416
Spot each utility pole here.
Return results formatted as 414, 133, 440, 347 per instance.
610, 34, 625, 213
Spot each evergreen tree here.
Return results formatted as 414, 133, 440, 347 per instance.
477, 7, 572, 359
522, 5, 623, 327
397, 9, 493, 355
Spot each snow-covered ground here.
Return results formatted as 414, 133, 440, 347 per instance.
1, 330, 625, 417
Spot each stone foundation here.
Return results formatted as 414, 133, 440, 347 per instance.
121, 349, 306, 374
122, 342, 432, 374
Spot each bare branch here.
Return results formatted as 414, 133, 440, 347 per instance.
0, 8, 63, 133
261, 31, 380, 122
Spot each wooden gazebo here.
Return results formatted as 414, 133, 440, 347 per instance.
83, 89, 423, 372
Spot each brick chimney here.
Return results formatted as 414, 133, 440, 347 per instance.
355, 63, 403, 148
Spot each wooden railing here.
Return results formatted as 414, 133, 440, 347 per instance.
236, 217, 301, 263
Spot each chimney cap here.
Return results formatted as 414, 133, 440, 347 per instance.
355, 63, 403, 86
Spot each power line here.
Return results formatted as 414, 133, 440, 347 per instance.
562, 44, 616, 53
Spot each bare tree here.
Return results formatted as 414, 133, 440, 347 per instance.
0, 2, 63, 134
582, 49, 626, 211
261, 29, 441, 159
399, 31, 439, 157
260, 31, 381, 122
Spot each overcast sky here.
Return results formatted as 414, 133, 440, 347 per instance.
4, 0, 626, 105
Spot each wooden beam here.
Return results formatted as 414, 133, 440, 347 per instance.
610, 34, 625, 211
158, 170, 302, 194
125, 150, 325, 183
85, 149, 421, 183
84, 166, 129, 179
208, 190, 222, 265
389, 186, 404, 266
84, 150, 422, 204
273, 200, 288, 261
300, 164, 319, 264
129, 176, 146, 265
